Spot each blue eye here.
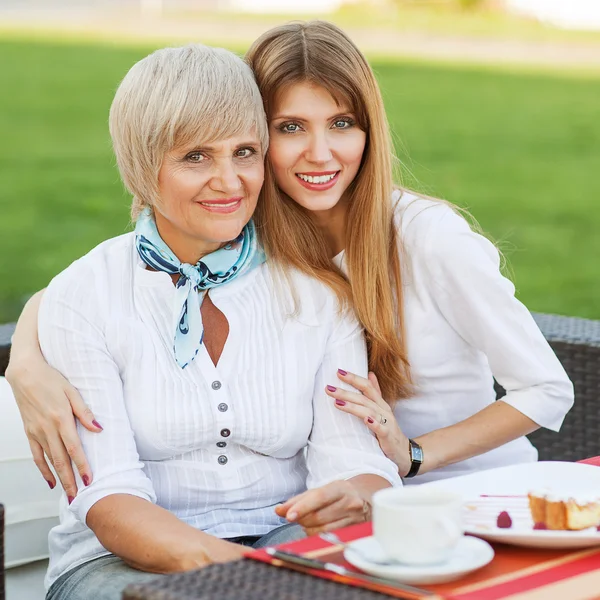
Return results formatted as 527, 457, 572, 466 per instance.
333, 118, 355, 129
280, 122, 301, 133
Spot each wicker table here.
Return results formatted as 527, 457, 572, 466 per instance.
122, 559, 392, 600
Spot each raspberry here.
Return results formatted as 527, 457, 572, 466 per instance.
497, 511, 512, 528
533, 522, 547, 530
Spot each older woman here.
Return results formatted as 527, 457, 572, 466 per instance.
30, 44, 399, 600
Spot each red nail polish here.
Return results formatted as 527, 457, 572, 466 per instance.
92, 420, 103, 431
47, 480, 55, 490
335, 399, 346, 406
68, 496, 75, 505
338, 369, 348, 376
367, 417, 374, 424
326, 385, 336, 392
82, 475, 90, 486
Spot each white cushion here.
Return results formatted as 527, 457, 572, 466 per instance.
0, 377, 60, 568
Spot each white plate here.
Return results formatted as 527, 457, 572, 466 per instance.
344, 536, 494, 585
423, 461, 600, 549
462, 495, 600, 549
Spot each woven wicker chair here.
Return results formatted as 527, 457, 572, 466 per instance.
528, 314, 600, 461
1, 313, 599, 461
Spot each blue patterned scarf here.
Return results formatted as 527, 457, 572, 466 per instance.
135, 208, 265, 368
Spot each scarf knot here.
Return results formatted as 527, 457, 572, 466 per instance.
178, 263, 207, 289
135, 208, 265, 368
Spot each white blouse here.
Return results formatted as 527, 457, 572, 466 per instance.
337, 192, 574, 484
38, 233, 400, 587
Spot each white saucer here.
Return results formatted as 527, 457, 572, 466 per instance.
344, 536, 494, 586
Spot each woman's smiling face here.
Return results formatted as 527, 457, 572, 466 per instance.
154, 132, 264, 264
268, 82, 367, 215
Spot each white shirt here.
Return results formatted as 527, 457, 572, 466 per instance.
337, 192, 574, 484
39, 233, 400, 587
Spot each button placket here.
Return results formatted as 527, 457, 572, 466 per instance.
193, 350, 234, 467
208, 377, 233, 458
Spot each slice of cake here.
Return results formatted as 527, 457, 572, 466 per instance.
528, 490, 600, 531
528, 490, 548, 525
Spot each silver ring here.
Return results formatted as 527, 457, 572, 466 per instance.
379, 415, 387, 425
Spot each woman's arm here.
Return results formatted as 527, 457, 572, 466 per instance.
414, 402, 538, 473
87, 494, 245, 573
5, 290, 99, 496
327, 371, 537, 476
325, 206, 574, 476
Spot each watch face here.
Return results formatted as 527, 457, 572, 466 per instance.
411, 444, 424, 463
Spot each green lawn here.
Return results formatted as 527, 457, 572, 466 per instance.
1, 37, 599, 322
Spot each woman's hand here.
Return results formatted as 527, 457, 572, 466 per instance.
325, 370, 412, 476
5, 356, 102, 498
275, 480, 371, 536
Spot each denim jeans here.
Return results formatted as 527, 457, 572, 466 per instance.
46, 524, 306, 600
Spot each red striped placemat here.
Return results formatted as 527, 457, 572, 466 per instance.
247, 522, 600, 599
247, 458, 600, 599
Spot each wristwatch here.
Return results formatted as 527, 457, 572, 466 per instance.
404, 439, 424, 478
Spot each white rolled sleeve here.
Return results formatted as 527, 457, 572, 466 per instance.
38, 263, 156, 524
422, 210, 574, 432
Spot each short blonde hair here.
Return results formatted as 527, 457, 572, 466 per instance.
109, 44, 268, 219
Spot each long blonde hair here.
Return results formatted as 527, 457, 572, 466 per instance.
247, 21, 412, 402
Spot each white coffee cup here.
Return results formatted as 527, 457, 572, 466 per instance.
372, 486, 464, 566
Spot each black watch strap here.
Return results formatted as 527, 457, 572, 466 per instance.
405, 439, 424, 478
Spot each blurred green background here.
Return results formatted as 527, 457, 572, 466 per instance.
1, 0, 599, 322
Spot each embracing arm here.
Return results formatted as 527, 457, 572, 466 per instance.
6, 290, 45, 364
5, 289, 99, 496
37, 261, 245, 573
412, 210, 573, 472
329, 371, 539, 476
329, 371, 539, 475
87, 495, 244, 573
326, 207, 574, 477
